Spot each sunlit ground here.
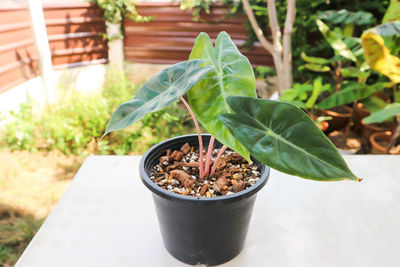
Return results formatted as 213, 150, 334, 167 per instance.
0, 150, 83, 265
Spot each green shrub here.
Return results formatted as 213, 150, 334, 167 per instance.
220, 0, 389, 82
0, 69, 193, 155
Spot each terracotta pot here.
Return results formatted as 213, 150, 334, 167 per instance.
354, 103, 370, 134
369, 131, 399, 154
361, 121, 393, 146
321, 106, 352, 132
307, 114, 329, 132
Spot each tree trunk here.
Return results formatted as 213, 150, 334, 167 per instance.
282, 0, 296, 90
241, 0, 296, 95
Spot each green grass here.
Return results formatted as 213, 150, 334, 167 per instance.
0, 204, 43, 266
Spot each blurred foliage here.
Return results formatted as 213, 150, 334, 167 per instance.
214, 0, 389, 81
255, 65, 276, 80
89, 0, 153, 40
178, 0, 213, 21
281, 77, 332, 109
382, 0, 400, 23
0, 69, 193, 155
296, 8, 399, 110
89, 0, 152, 24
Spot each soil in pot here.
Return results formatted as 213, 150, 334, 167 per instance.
140, 135, 270, 266
150, 143, 261, 197
369, 131, 400, 154
321, 106, 352, 133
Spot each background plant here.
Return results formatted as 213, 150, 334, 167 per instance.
0, 69, 192, 155
177, 0, 389, 93
361, 21, 400, 151
297, 10, 391, 114
89, 0, 153, 40
178, 0, 214, 21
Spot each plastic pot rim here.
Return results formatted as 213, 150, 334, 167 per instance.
139, 134, 270, 205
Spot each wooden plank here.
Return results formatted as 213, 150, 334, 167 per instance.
0, 60, 39, 93
0, 9, 31, 25
43, 6, 103, 20
123, 3, 272, 67
48, 36, 106, 51
51, 51, 108, 65
45, 23, 106, 36
0, 3, 108, 92
0, 44, 36, 68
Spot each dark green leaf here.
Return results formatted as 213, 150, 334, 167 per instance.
340, 67, 370, 79
363, 103, 400, 124
362, 96, 388, 113
218, 96, 358, 181
104, 60, 212, 136
317, 9, 375, 26
316, 82, 388, 109
188, 32, 256, 162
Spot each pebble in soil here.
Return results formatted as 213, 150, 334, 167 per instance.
149, 142, 261, 197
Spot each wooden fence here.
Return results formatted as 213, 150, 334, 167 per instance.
124, 2, 273, 67
0, 3, 108, 93
0, 7, 38, 93
0, 2, 273, 94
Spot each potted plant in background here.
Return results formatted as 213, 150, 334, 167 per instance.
300, 10, 377, 133
298, 10, 399, 152
361, 22, 400, 154
102, 32, 360, 266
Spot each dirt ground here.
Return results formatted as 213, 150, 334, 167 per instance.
0, 150, 82, 219
0, 150, 83, 265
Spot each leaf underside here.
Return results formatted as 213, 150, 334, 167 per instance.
219, 96, 358, 181
104, 59, 213, 136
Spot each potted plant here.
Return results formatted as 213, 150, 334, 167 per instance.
300, 12, 369, 132
103, 32, 360, 266
361, 21, 400, 153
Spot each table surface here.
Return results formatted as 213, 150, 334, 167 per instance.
16, 155, 400, 267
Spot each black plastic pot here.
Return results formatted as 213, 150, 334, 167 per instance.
140, 134, 270, 266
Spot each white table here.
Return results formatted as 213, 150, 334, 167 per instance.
16, 155, 400, 267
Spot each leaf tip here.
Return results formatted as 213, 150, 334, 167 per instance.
99, 132, 107, 142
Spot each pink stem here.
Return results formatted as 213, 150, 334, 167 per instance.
180, 97, 204, 179
210, 145, 228, 177
203, 136, 215, 176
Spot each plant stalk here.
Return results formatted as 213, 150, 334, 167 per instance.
210, 145, 228, 177
204, 136, 215, 177
180, 97, 205, 179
